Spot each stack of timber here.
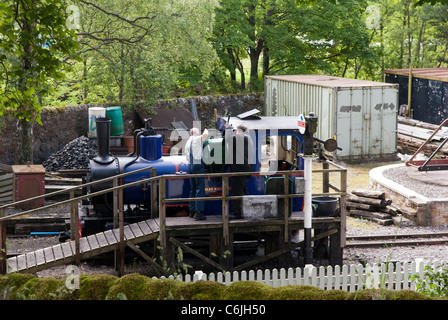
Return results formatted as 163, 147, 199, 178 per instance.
397, 116, 448, 157
45, 173, 83, 200
0, 164, 13, 204
347, 189, 397, 225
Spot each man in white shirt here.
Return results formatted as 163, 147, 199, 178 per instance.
185, 127, 208, 220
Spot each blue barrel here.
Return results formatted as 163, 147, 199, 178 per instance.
140, 135, 162, 161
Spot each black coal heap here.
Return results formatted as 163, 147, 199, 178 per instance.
43, 136, 97, 172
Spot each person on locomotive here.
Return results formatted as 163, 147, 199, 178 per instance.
223, 124, 254, 219
185, 126, 209, 220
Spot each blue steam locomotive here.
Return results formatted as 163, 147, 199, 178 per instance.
83, 114, 307, 235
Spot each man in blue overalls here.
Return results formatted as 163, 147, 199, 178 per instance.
185, 127, 208, 220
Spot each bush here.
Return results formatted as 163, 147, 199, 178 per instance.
178, 280, 226, 300
223, 281, 274, 300
275, 285, 347, 300
0, 273, 442, 300
78, 274, 117, 300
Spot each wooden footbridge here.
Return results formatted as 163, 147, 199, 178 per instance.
1, 160, 347, 276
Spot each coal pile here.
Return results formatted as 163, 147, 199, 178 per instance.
43, 136, 98, 172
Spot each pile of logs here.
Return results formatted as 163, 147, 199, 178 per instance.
346, 189, 399, 226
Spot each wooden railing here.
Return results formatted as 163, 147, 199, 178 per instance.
0, 160, 347, 275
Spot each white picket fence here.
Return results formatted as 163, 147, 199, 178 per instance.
158, 259, 446, 292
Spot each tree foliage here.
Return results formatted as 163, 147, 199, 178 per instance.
0, 0, 80, 163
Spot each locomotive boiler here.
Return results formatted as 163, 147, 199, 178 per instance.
83, 115, 310, 235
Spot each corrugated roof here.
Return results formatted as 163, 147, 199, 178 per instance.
385, 68, 448, 82
265, 74, 397, 88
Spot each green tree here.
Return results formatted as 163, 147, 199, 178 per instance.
0, 0, 80, 164
43, 0, 218, 106
213, 0, 377, 91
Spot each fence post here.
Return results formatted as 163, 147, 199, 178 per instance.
0, 208, 6, 274
70, 190, 80, 266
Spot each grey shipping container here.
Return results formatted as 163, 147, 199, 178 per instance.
385, 68, 448, 126
264, 74, 399, 159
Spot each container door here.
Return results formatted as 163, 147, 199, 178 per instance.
336, 88, 363, 158
380, 87, 398, 155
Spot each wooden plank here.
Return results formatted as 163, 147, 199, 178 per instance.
351, 189, 386, 200
126, 241, 165, 275
35, 249, 45, 266
7, 257, 17, 273
79, 237, 91, 253
0, 184, 12, 194
349, 210, 392, 220
61, 241, 73, 258
104, 229, 118, 245
70, 240, 76, 255
96, 232, 109, 247
146, 219, 160, 233
123, 225, 135, 240
112, 228, 121, 243
137, 220, 152, 235
129, 222, 144, 238
44, 247, 55, 263
86, 234, 100, 250
52, 244, 64, 261
25, 252, 36, 269
0, 173, 13, 181
16, 254, 27, 271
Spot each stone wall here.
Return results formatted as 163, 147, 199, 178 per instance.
0, 93, 264, 166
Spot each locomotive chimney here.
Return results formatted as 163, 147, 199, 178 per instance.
94, 117, 114, 164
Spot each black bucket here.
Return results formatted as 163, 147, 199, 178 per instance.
312, 196, 338, 217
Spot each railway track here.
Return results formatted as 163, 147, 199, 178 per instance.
346, 232, 448, 248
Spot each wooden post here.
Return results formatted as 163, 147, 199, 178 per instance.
283, 173, 289, 243
222, 175, 229, 247
340, 168, 347, 247
118, 186, 125, 276
221, 175, 232, 268
150, 168, 157, 218
322, 161, 330, 194
0, 208, 6, 275
158, 176, 167, 259
70, 190, 80, 266
408, 64, 412, 118
113, 177, 125, 276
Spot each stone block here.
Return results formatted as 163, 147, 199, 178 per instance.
242, 195, 278, 220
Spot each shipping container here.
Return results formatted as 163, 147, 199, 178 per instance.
264, 74, 399, 160
385, 68, 448, 126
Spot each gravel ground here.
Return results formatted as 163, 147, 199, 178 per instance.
344, 217, 448, 265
